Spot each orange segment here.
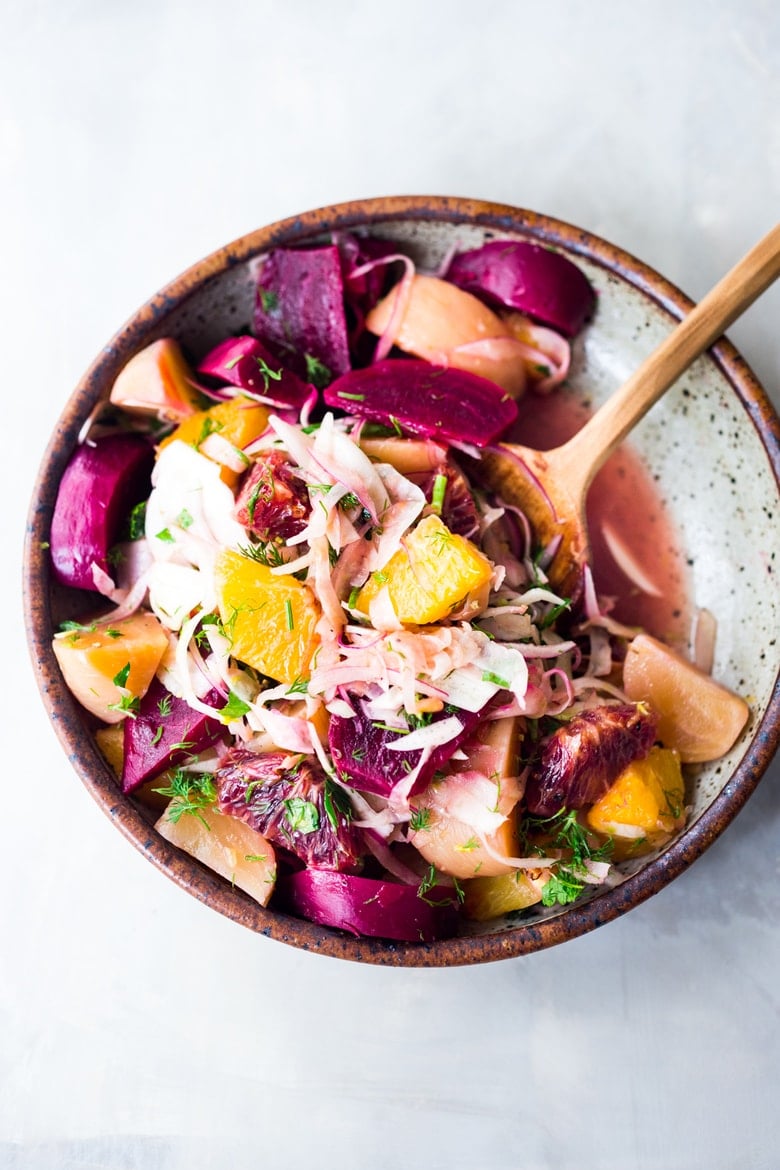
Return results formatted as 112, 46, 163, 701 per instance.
159, 396, 270, 487
214, 548, 320, 684
586, 746, 685, 855
623, 634, 749, 763
356, 515, 492, 625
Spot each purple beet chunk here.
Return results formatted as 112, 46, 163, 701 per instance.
445, 240, 596, 337
253, 245, 351, 385
329, 701, 485, 798
337, 233, 400, 321
525, 703, 659, 817
197, 336, 312, 411
277, 869, 460, 942
324, 360, 518, 447
50, 434, 153, 591
215, 748, 365, 872
122, 679, 224, 794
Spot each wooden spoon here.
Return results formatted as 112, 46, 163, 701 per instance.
477, 222, 780, 602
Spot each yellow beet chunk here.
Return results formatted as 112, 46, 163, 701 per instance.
365, 275, 526, 397
95, 725, 124, 777
52, 612, 169, 724
156, 806, 277, 906
356, 515, 493, 625
586, 746, 685, 856
109, 339, 202, 422
623, 634, 749, 763
159, 396, 270, 487
214, 548, 320, 684
463, 870, 547, 921
411, 812, 519, 880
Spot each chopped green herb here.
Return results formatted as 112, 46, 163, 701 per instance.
153, 769, 217, 830
534, 363, 551, 378
304, 353, 332, 388
151, 725, 164, 746
323, 779, 352, 829
284, 598, 294, 630
126, 501, 147, 541
155, 528, 175, 544
285, 676, 309, 696
409, 807, 432, 832
254, 355, 283, 391
481, 670, 510, 689
157, 695, 172, 717
259, 289, 279, 313
239, 540, 285, 567
106, 693, 140, 718
541, 872, 585, 906
244, 853, 267, 863
176, 508, 194, 530
455, 836, 479, 853
431, 473, 448, 516
337, 391, 365, 402
195, 415, 223, 448
105, 627, 123, 639
112, 663, 131, 688
107, 545, 125, 567
339, 492, 360, 510
372, 570, 389, 586
347, 586, 361, 610
283, 797, 320, 834
219, 691, 252, 722
538, 599, 572, 630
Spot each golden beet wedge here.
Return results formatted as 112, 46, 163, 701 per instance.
52, 612, 169, 724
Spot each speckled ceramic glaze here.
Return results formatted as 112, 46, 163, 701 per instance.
24, 197, 780, 966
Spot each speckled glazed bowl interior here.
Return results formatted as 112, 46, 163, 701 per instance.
24, 197, 780, 966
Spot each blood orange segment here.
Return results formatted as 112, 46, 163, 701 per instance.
214, 548, 320, 684
623, 634, 749, 763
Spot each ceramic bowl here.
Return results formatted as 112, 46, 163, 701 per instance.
24, 196, 780, 966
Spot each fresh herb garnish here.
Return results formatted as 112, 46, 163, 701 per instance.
285, 676, 309, 696
283, 797, 320, 834
431, 473, 448, 516
284, 598, 294, 631
409, 807, 431, 832
254, 355, 283, 391
155, 528, 175, 544
153, 769, 217, 830
126, 501, 147, 541
304, 353, 332, 388
112, 663, 131, 688
219, 691, 251, 722
176, 508, 194, 530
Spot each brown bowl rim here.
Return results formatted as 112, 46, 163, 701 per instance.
23, 195, 780, 966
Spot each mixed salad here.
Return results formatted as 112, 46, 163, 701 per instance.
49, 232, 750, 942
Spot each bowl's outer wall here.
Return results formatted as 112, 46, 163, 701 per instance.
24, 196, 780, 966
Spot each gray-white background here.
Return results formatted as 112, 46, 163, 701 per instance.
4, 1, 779, 1167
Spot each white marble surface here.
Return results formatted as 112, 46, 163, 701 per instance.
4, 1, 779, 1167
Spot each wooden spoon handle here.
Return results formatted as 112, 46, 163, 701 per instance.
553, 221, 780, 491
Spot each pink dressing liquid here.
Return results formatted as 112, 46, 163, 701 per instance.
509, 389, 692, 648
